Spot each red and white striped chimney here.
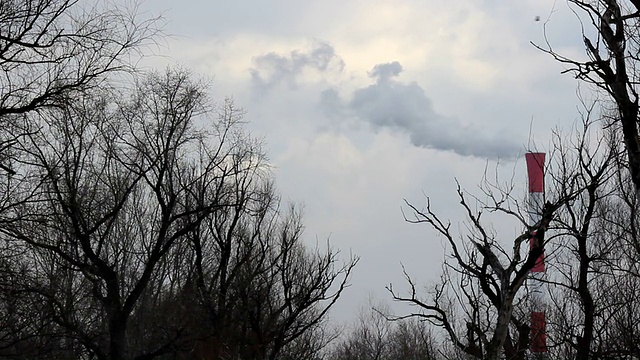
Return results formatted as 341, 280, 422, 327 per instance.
526, 152, 546, 357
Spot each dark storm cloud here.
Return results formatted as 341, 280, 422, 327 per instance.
323, 62, 520, 159
250, 41, 344, 94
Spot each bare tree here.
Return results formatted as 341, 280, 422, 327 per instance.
0, 68, 247, 359
383, 2, 640, 357
392, 102, 640, 359
0, 0, 157, 117
0, 2, 358, 359
536, 0, 640, 197
539, 104, 618, 359
0, 0, 159, 179
328, 301, 439, 360
181, 186, 357, 359
542, 108, 640, 358
0, 68, 357, 359
388, 178, 566, 360
525, 1, 640, 356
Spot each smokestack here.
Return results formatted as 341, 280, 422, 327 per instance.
526, 152, 547, 357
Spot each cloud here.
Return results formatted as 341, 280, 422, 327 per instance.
368, 61, 403, 82
322, 61, 520, 159
250, 41, 345, 95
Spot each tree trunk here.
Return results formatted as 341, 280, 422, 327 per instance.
485, 292, 515, 360
109, 311, 129, 360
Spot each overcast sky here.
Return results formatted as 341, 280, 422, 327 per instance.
138, 0, 588, 323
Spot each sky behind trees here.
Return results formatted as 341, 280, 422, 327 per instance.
137, 0, 588, 323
